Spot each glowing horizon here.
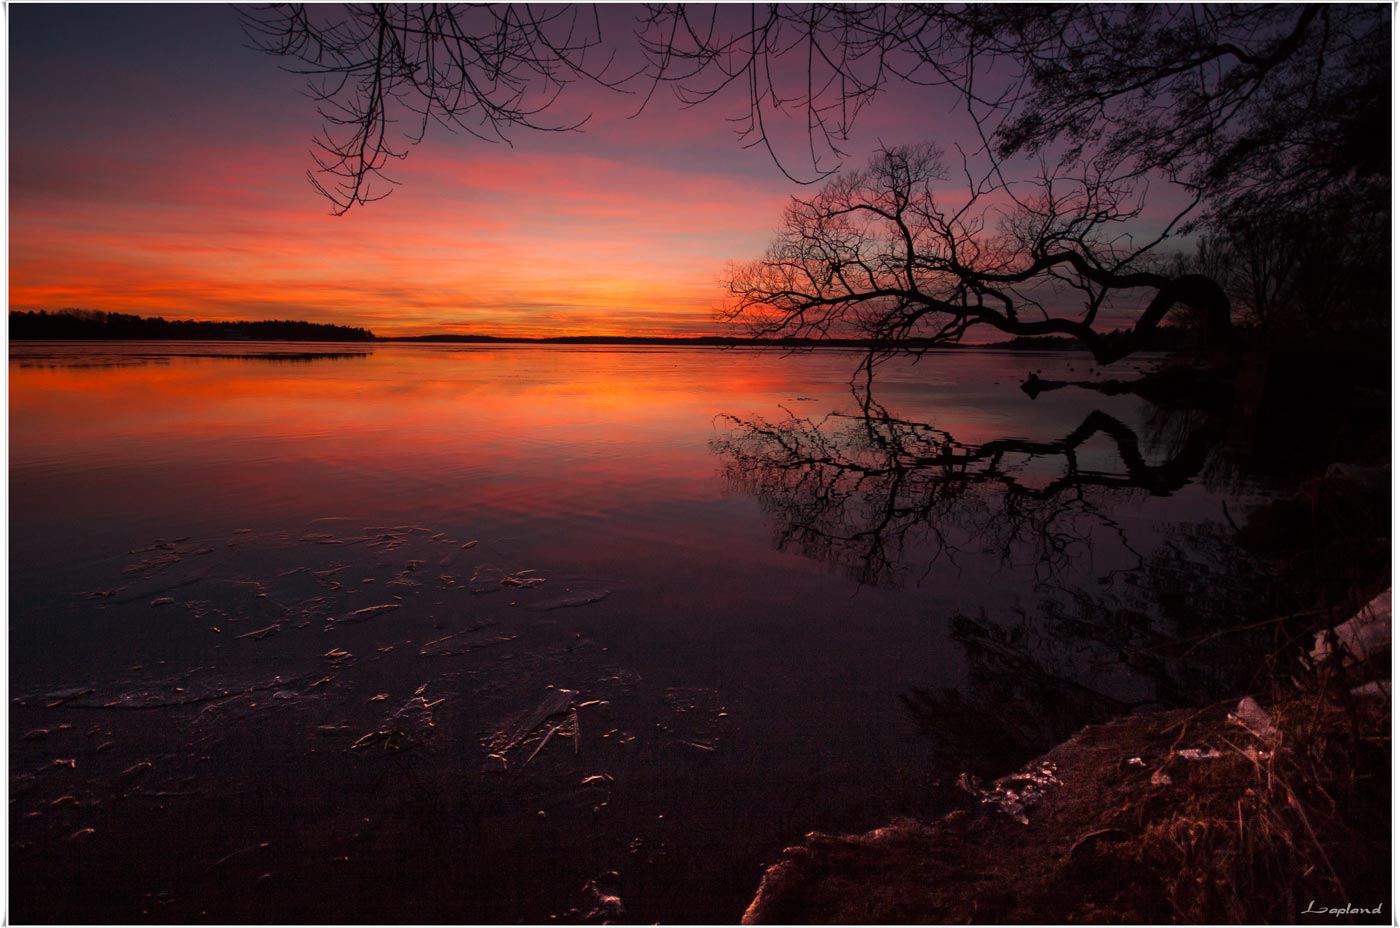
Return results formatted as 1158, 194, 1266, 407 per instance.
9, 6, 1170, 340
10, 6, 877, 339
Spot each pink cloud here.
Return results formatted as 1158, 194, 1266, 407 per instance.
10, 125, 808, 337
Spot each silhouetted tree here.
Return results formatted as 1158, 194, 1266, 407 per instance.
246, 5, 1389, 218
1172, 190, 1390, 342
241, 5, 620, 214
724, 144, 1233, 363
246, 4, 1387, 357
693, 4, 1387, 359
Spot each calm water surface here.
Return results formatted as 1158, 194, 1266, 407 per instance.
10, 342, 1261, 922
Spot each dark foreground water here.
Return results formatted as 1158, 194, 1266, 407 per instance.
10, 342, 1267, 923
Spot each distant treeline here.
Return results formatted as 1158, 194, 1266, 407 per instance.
381, 333, 955, 348
11, 309, 376, 341
386, 330, 1197, 351
12, 308, 1201, 352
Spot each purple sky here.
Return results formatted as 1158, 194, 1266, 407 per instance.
10, 5, 1191, 336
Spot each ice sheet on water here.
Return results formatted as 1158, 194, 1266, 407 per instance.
334, 603, 401, 624
657, 686, 728, 753
528, 587, 612, 611
237, 624, 281, 641
31, 521, 634, 797
123, 539, 215, 573
350, 686, 443, 752
485, 686, 596, 768
956, 759, 1061, 825
418, 624, 517, 656
106, 563, 215, 604
15, 670, 316, 711
558, 873, 625, 923
471, 564, 547, 593
263, 566, 339, 607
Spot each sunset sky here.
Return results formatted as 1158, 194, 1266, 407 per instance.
10, 4, 963, 338
11, 5, 1206, 339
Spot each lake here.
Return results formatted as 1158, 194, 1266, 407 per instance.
10, 342, 1269, 922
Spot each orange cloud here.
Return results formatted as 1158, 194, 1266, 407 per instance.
10, 127, 799, 337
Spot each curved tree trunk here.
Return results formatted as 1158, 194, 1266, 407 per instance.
970, 274, 1234, 366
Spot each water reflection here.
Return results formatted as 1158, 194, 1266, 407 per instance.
11, 343, 1274, 923
711, 395, 1274, 777
901, 520, 1271, 779
712, 403, 1222, 586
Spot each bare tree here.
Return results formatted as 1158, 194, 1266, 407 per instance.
246, 5, 1389, 219
639, 4, 1390, 217
1222, 214, 1299, 334
725, 144, 1232, 363
244, 4, 1387, 358
241, 5, 623, 214
1186, 187, 1391, 341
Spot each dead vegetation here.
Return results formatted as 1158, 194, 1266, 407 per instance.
1127, 688, 1390, 923
744, 658, 1390, 924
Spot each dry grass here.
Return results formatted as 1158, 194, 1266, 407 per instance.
1121, 683, 1391, 923
744, 670, 1391, 924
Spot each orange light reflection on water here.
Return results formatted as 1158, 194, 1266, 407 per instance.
10, 346, 864, 539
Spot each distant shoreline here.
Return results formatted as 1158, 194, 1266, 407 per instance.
9, 310, 1103, 352
9, 333, 1095, 352
10, 310, 374, 343
375, 333, 1084, 351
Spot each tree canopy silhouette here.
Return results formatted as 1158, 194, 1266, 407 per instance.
723, 143, 1233, 364
10, 309, 375, 342
241, 4, 619, 213
244, 4, 1388, 356
245, 4, 1388, 216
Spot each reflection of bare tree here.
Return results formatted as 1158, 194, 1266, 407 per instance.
904, 523, 1274, 778
712, 405, 1220, 586
901, 612, 1133, 779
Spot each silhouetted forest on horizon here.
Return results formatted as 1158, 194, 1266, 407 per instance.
10, 309, 376, 342
11, 310, 1215, 353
